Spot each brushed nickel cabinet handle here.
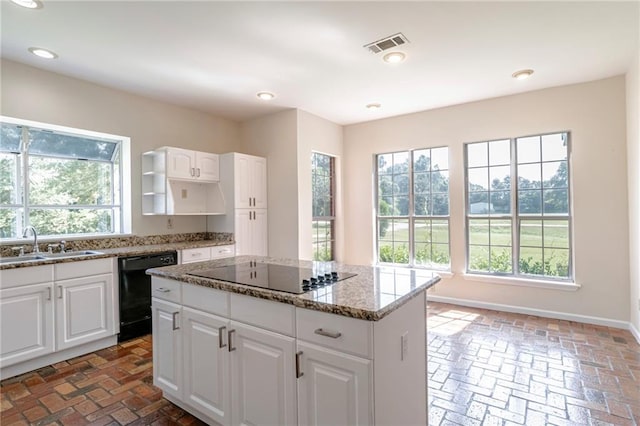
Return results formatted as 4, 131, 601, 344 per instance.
57, 285, 63, 299
228, 329, 236, 352
155, 287, 170, 293
172, 312, 180, 330
314, 328, 342, 339
249, 197, 252, 206
197, 168, 201, 177
46, 287, 51, 301
296, 351, 304, 378
219, 326, 227, 348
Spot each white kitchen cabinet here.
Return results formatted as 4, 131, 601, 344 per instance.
55, 273, 114, 351
208, 153, 268, 256
181, 244, 235, 264
183, 307, 231, 425
0, 282, 54, 367
229, 321, 297, 426
142, 147, 224, 216
296, 341, 372, 426
166, 147, 220, 182
152, 297, 183, 401
234, 210, 267, 256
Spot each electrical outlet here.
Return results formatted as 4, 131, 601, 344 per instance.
167, 218, 173, 229
401, 331, 409, 361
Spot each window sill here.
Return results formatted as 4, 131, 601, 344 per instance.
462, 273, 581, 291
1, 233, 133, 246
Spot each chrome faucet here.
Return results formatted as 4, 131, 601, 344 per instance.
22, 226, 39, 253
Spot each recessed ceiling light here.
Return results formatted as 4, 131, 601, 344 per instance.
512, 69, 534, 80
383, 52, 406, 64
28, 47, 57, 59
366, 103, 381, 110
256, 92, 275, 101
10, 0, 42, 9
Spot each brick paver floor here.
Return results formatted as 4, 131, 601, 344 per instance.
1, 302, 639, 425
427, 302, 640, 425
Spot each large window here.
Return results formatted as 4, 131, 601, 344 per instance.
0, 118, 129, 240
465, 132, 571, 279
312, 152, 335, 261
376, 147, 450, 269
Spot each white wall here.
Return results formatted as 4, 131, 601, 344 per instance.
627, 47, 640, 334
344, 77, 630, 323
297, 110, 344, 261
1, 59, 241, 236
240, 109, 299, 258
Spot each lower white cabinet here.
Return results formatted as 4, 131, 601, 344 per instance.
229, 321, 296, 426
0, 282, 55, 366
296, 341, 372, 426
152, 298, 183, 401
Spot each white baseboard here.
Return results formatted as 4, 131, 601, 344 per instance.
630, 321, 640, 345
426, 294, 631, 330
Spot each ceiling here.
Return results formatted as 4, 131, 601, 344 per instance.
1, 1, 638, 125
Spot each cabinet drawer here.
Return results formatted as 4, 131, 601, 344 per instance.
230, 293, 295, 337
181, 247, 211, 264
296, 308, 373, 359
210, 245, 235, 259
183, 283, 229, 317
151, 277, 182, 303
55, 258, 113, 281
0, 265, 53, 289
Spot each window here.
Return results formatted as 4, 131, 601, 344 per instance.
312, 152, 335, 261
375, 147, 450, 269
0, 117, 130, 240
465, 132, 571, 279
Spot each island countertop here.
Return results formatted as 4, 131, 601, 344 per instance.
147, 255, 441, 321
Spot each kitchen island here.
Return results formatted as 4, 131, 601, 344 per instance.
147, 256, 440, 426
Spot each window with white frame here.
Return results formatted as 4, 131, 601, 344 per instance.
312, 152, 335, 261
375, 147, 450, 269
465, 132, 571, 279
0, 118, 129, 240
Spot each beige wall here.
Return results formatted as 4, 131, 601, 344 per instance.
297, 110, 344, 261
240, 109, 299, 258
344, 77, 630, 323
627, 47, 640, 334
0, 59, 241, 236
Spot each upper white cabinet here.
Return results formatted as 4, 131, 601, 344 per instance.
166, 148, 220, 182
209, 153, 268, 256
142, 147, 225, 216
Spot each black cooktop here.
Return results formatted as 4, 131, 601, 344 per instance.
187, 261, 357, 294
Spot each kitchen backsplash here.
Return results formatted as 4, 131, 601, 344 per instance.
0, 232, 233, 257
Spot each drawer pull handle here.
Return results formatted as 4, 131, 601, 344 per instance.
155, 287, 171, 293
218, 326, 227, 348
172, 312, 180, 330
228, 329, 236, 352
46, 287, 51, 301
314, 328, 342, 339
296, 351, 304, 378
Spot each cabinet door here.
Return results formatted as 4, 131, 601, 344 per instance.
196, 152, 219, 182
0, 283, 54, 367
297, 341, 372, 426
250, 156, 268, 209
234, 210, 253, 256
229, 322, 296, 426
253, 209, 268, 256
55, 273, 114, 351
235, 154, 252, 209
152, 298, 183, 400
166, 148, 195, 180
183, 307, 230, 425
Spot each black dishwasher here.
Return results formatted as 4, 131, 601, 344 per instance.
118, 251, 177, 342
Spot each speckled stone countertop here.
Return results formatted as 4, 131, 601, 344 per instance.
0, 238, 234, 270
147, 256, 441, 321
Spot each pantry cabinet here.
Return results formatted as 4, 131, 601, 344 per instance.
208, 153, 268, 256
142, 147, 224, 216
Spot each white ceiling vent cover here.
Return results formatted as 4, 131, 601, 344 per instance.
364, 33, 409, 54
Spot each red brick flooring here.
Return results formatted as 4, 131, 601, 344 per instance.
1, 302, 639, 425
427, 303, 640, 425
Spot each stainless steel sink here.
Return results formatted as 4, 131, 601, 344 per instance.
43, 250, 103, 259
0, 254, 47, 264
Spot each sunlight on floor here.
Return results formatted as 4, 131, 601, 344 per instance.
427, 309, 479, 336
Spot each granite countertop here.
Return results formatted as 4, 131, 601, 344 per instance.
147, 255, 441, 321
0, 240, 234, 270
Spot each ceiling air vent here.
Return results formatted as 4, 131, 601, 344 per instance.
364, 33, 409, 54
